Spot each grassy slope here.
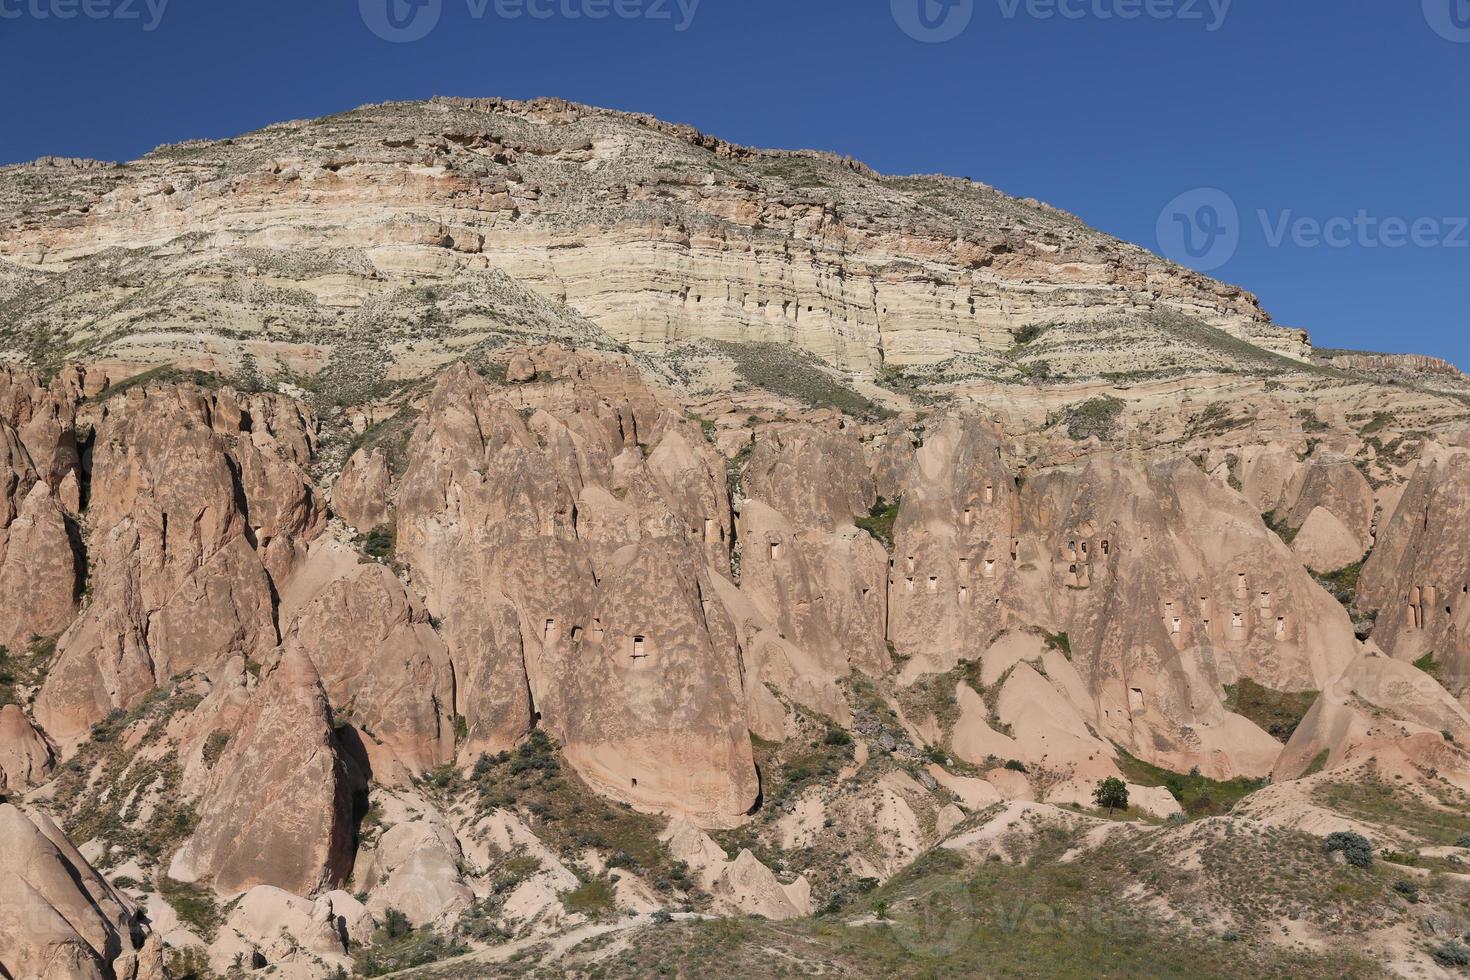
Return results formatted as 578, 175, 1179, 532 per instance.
403, 834, 1390, 980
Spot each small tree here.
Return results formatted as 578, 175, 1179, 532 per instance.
381, 907, 412, 941
1093, 777, 1129, 816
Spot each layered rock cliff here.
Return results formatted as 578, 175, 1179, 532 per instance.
2, 100, 1469, 979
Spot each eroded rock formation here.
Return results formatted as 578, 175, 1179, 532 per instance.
0, 99, 1467, 979
170, 648, 357, 897
0, 804, 150, 980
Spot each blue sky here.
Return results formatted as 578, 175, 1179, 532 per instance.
1, 0, 1466, 366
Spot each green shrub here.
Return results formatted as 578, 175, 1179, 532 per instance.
382, 907, 412, 940
201, 731, 230, 768
1185, 403, 1239, 439
711, 341, 891, 419
1431, 940, 1470, 968
1223, 677, 1318, 742
1012, 324, 1047, 346
1413, 652, 1442, 681
1114, 747, 1265, 818
468, 731, 684, 890
1322, 831, 1374, 869
562, 878, 616, 915
1262, 510, 1300, 545
1301, 748, 1331, 777
165, 945, 212, 980
1312, 561, 1363, 608
356, 525, 396, 561
353, 915, 467, 978
1042, 631, 1071, 658
158, 877, 223, 941
0, 636, 57, 706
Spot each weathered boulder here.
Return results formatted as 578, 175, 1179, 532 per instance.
395, 361, 761, 825
0, 370, 82, 512
735, 500, 885, 716
885, 414, 1020, 676
1281, 454, 1376, 547
742, 418, 873, 533
333, 445, 393, 532
560, 538, 758, 827
394, 367, 558, 756
1274, 652, 1470, 781
1019, 455, 1356, 778
211, 886, 352, 978
710, 849, 812, 921
1291, 505, 1368, 574
357, 814, 473, 927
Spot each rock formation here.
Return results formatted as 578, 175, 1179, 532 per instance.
170, 648, 357, 897
0, 804, 150, 980
0, 99, 1466, 978
34, 384, 321, 745
0, 98, 1299, 390
0, 704, 54, 792
279, 545, 455, 776
1356, 442, 1470, 691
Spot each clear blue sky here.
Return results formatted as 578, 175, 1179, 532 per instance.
2, 0, 1466, 366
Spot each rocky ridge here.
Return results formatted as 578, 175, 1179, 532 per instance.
1, 100, 1469, 979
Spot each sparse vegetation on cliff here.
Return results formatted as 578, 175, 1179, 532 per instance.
1113, 747, 1266, 818
855, 497, 901, 551
1224, 678, 1318, 742
712, 341, 892, 420
1061, 397, 1124, 442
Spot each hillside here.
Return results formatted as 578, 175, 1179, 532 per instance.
2, 100, 1470, 980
